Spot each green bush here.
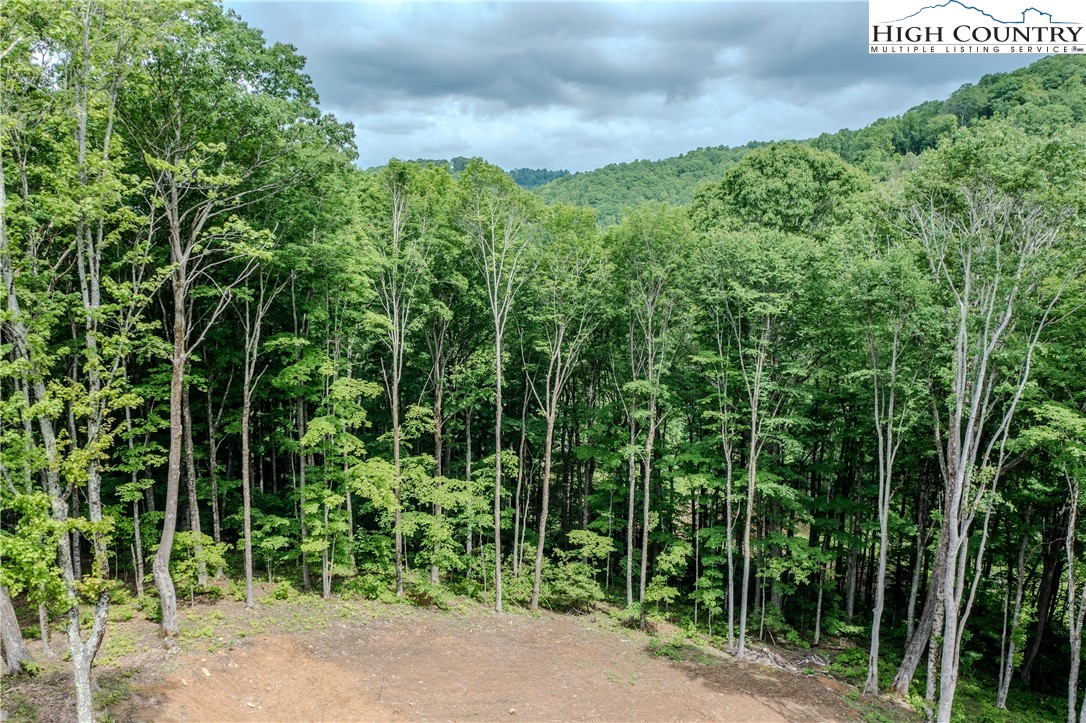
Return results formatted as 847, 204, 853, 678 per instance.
828, 647, 868, 683
543, 559, 603, 612
269, 580, 297, 600
136, 593, 162, 623
341, 574, 397, 603
405, 579, 450, 610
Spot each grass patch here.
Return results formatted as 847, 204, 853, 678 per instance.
1, 689, 39, 722
94, 670, 135, 709
648, 633, 721, 666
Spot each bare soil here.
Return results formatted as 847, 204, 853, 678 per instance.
2, 591, 905, 722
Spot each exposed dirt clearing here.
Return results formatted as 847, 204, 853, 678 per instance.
138, 604, 859, 722
6, 595, 893, 722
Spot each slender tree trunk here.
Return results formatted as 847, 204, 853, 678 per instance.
514, 388, 528, 578
906, 488, 928, 644
37, 601, 51, 657
430, 366, 444, 585
392, 377, 404, 597
466, 410, 474, 572
738, 400, 759, 658
297, 398, 311, 592
1065, 476, 1085, 723
997, 533, 1028, 708
206, 393, 222, 578
182, 384, 205, 585
639, 402, 657, 631
241, 386, 255, 608
530, 412, 557, 610
626, 392, 637, 609
322, 500, 331, 599
152, 299, 185, 642
891, 522, 949, 700
493, 330, 504, 613
0, 586, 30, 675
132, 500, 145, 598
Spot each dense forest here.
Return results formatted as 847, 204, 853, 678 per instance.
2, 3, 1086, 723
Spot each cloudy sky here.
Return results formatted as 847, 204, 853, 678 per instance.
224, 1, 1043, 173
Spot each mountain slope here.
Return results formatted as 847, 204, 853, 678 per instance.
535, 55, 1086, 225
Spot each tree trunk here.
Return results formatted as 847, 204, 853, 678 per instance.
493, 332, 504, 613
392, 374, 403, 597
626, 398, 637, 609
891, 524, 949, 699
297, 398, 311, 593
996, 533, 1028, 709
638, 398, 658, 631
152, 299, 185, 642
206, 393, 223, 578
241, 387, 255, 608
738, 402, 759, 658
514, 388, 528, 579
182, 384, 205, 586
530, 412, 557, 610
0, 586, 31, 675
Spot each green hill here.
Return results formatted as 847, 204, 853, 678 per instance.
534, 143, 764, 226
535, 55, 1086, 226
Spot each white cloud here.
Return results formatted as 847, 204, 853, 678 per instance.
226, 1, 1044, 172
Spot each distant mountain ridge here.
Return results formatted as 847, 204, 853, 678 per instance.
533, 55, 1086, 225
370, 157, 569, 190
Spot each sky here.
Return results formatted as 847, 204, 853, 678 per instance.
223, 1, 1045, 173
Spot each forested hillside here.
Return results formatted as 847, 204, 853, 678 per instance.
381, 157, 569, 190
534, 143, 762, 225
537, 55, 1086, 225
2, 4, 1086, 723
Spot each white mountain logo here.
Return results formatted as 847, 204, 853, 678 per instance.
885, 1, 1074, 24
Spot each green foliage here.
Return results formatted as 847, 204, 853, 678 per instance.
171, 532, 230, 597
535, 143, 761, 225
269, 581, 298, 600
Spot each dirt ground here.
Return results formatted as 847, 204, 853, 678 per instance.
3, 592, 906, 722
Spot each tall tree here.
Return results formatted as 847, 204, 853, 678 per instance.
460, 160, 536, 613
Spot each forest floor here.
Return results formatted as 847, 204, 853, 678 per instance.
2, 585, 912, 722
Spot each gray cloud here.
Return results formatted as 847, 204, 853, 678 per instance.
226, 1, 1044, 171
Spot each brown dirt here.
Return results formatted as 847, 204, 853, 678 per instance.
4, 593, 901, 722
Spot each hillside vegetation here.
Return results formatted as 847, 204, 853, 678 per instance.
3, 5, 1086, 722
536, 55, 1086, 224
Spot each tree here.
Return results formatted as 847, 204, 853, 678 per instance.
460, 160, 536, 613
117, 1, 337, 640
906, 185, 1075, 721
364, 161, 434, 597
611, 204, 690, 629
525, 204, 609, 610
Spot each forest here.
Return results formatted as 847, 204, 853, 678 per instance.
1, 3, 1086, 723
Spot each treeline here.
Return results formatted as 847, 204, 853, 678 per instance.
537, 56, 1086, 226
1, 4, 1086, 723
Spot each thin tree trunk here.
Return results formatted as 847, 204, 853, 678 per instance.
626, 391, 637, 609
132, 500, 145, 598
514, 387, 528, 578
493, 329, 504, 613
891, 522, 949, 700
0, 586, 30, 675
241, 386, 255, 608
996, 533, 1028, 708
183, 385, 205, 585
738, 398, 759, 658
530, 412, 557, 610
297, 398, 311, 592
638, 405, 657, 630
206, 393, 222, 578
